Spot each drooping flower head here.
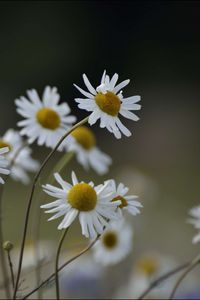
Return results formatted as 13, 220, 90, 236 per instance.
188, 205, 200, 244
41, 171, 121, 238
0, 147, 10, 184
0, 129, 39, 184
66, 126, 112, 175
92, 220, 133, 266
16, 86, 76, 148
105, 179, 142, 217
74, 71, 141, 139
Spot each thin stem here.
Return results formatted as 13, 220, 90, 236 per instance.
34, 151, 75, 300
13, 116, 89, 299
55, 228, 69, 300
6, 251, 15, 289
22, 235, 99, 299
138, 261, 190, 299
0, 186, 11, 299
0, 143, 27, 299
169, 253, 200, 299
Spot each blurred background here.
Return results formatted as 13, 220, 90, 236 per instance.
0, 0, 200, 299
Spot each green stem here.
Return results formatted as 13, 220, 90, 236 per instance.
6, 250, 15, 289
34, 151, 75, 300
22, 235, 99, 299
0, 186, 11, 299
169, 253, 200, 299
13, 116, 89, 299
55, 228, 69, 300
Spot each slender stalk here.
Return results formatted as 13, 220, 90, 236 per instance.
6, 251, 15, 289
33, 151, 75, 300
55, 228, 69, 300
0, 143, 27, 298
169, 253, 200, 299
22, 235, 99, 299
13, 116, 89, 299
138, 261, 190, 299
0, 186, 11, 299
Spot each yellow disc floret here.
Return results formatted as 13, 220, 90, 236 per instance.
68, 183, 97, 211
0, 140, 12, 151
137, 257, 158, 276
71, 126, 96, 150
95, 91, 121, 116
112, 195, 128, 209
36, 108, 61, 130
102, 231, 118, 249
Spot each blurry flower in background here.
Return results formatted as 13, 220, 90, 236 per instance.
60, 257, 105, 299
0, 147, 10, 184
15, 86, 76, 148
124, 252, 177, 299
105, 179, 142, 217
41, 171, 121, 238
74, 71, 141, 139
12, 240, 54, 273
188, 205, 200, 244
92, 220, 133, 266
0, 129, 39, 184
65, 126, 112, 175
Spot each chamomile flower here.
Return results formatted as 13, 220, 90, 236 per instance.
127, 253, 177, 299
105, 179, 142, 217
66, 126, 112, 175
41, 171, 121, 238
92, 220, 133, 266
74, 71, 141, 139
0, 129, 39, 184
188, 205, 200, 244
16, 86, 76, 148
0, 147, 10, 184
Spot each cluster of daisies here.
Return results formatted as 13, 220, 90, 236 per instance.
0, 71, 143, 265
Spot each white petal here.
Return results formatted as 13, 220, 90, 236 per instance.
73, 84, 94, 99
113, 79, 130, 94
83, 74, 96, 95
71, 171, 78, 185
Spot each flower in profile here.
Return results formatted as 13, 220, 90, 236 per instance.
0, 129, 39, 184
105, 179, 142, 217
15, 86, 76, 148
188, 205, 200, 244
41, 171, 121, 238
0, 147, 10, 184
66, 126, 112, 175
74, 71, 141, 139
92, 220, 133, 266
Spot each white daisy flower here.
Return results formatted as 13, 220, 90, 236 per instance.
0, 129, 39, 184
105, 179, 142, 217
127, 253, 177, 299
65, 126, 112, 175
92, 220, 133, 266
41, 172, 121, 238
188, 205, 200, 244
74, 71, 141, 139
0, 147, 10, 184
15, 86, 76, 148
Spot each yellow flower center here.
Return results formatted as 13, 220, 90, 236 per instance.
68, 183, 97, 212
137, 257, 158, 276
0, 140, 12, 151
112, 195, 128, 209
95, 91, 121, 116
36, 108, 61, 130
102, 231, 118, 249
71, 126, 96, 150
